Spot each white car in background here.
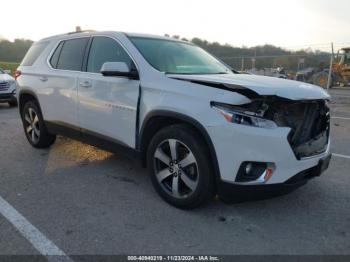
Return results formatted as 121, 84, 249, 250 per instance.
16, 31, 331, 208
0, 68, 17, 107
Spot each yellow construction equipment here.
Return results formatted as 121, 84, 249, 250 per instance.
313, 47, 350, 88
333, 47, 350, 86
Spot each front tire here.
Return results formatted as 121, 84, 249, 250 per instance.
147, 124, 214, 209
21, 100, 56, 148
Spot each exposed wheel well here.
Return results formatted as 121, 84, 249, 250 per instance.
140, 116, 182, 162
19, 92, 39, 117
139, 112, 221, 190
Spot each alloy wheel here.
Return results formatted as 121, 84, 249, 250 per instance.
153, 139, 199, 198
24, 107, 40, 144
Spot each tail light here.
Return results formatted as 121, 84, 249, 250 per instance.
14, 70, 21, 80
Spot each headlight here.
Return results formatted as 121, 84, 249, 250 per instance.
212, 103, 277, 129
8, 80, 15, 86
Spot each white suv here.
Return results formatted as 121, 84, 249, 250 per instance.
16, 31, 331, 208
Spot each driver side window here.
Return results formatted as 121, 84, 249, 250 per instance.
87, 36, 133, 73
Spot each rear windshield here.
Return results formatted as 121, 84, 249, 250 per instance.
21, 41, 49, 66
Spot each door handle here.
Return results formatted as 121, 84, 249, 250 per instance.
39, 76, 48, 82
79, 81, 92, 88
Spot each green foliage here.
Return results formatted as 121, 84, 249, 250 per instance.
190, 37, 330, 71
0, 61, 20, 75
0, 39, 33, 63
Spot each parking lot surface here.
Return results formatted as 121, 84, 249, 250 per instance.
0, 88, 349, 257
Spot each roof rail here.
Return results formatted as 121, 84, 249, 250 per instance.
67, 26, 95, 35
40, 28, 96, 41
67, 30, 96, 35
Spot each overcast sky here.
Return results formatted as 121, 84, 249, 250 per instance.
1, 0, 349, 50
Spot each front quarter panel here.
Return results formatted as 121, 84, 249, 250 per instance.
139, 75, 252, 129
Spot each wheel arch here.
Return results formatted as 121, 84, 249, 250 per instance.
18, 90, 41, 117
139, 110, 221, 186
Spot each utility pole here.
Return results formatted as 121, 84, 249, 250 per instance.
327, 42, 334, 91
252, 48, 257, 69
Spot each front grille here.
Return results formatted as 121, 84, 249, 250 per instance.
267, 100, 330, 159
0, 81, 10, 91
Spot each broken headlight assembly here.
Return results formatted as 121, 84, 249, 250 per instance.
211, 102, 277, 129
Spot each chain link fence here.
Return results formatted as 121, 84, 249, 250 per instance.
220, 53, 330, 73
213, 43, 350, 87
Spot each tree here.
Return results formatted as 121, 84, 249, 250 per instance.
0, 39, 33, 62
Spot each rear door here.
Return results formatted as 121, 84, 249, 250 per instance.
42, 37, 89, 127
77, 36, 140, 148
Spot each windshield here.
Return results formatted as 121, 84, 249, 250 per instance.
0, 68, 4, 74
129, 37, 231, 75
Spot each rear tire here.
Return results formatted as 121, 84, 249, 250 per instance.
147, 124, 214, 209
21, 100, 56, 148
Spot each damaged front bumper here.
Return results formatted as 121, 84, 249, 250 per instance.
293, 131, 329, 159
205, 89, 331, 200
217, 153, 331, 202
207, 119, 331, 185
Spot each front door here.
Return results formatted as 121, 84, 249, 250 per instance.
77, 36, 140, 148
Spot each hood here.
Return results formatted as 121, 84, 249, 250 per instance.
0, 73, 14, 82
167, 73, 330, 100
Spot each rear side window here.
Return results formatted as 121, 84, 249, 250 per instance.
21, 41, 49, 66
49, 41, 64, 68
87, 36, 133, 73
56, 38, 89, 71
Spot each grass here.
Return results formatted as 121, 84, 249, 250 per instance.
0, 61, 20, 76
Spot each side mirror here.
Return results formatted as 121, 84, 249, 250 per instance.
100, 62, 139, 80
